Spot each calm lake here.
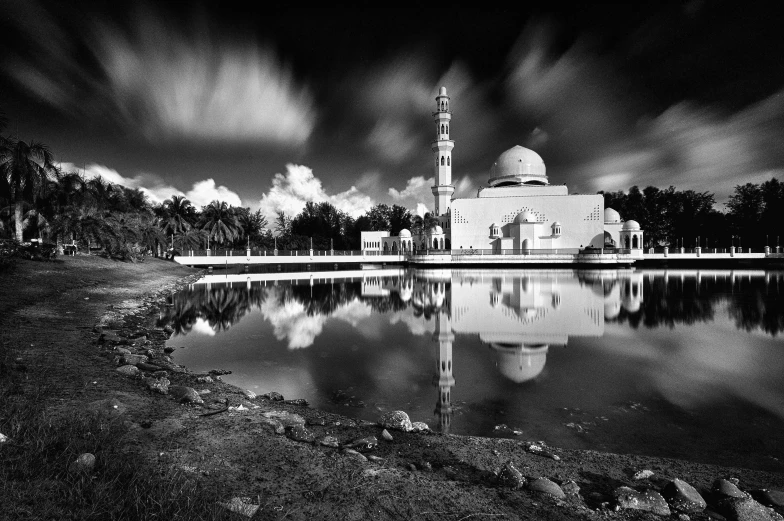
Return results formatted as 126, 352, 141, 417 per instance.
161, 268, 784, 471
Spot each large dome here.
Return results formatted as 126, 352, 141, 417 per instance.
604, 208, 621, 224
488, 146, 548, 187
490, 343, 549, 383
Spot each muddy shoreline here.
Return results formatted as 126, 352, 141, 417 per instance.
2, 256, 783, 520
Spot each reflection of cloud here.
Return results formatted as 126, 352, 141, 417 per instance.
61, 162, 243, 207
191, 317, 216, 336
258, 164, 374, 223
331, 299, 372, 327
260, 293, 325, 349
389, 312, 434, 336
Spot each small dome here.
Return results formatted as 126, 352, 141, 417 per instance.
490, 343, 549, 383
438, 86, 447, 96
513, 211, 540, 224
604, 208, 621, 224
432, 225, 444, 234
489, 146, 548, 187
551, 221, 561, 227
398, 229, 411, 237
622, 220, 641, 231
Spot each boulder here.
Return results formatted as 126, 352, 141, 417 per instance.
497, 461, 525, 490
145, 377, 170, 395
614, 486, 671, 516
116, 365, 139, 376
411, 421, 430, 432
529, 477, 566, 499
714, 479, 747, 499
69, 453, 96, 473
379, 410, 412, 432
121, 354, 148, 366
381, 429, 393, 441
258, 418, 285, 435
719, 496, 784, 521
320, 436, 340, 448
286, 425, 316, 444
561, 480, 581, 496
169, 386, 203, 404
663, 478, 707, 513
751, 490, 784, 508
634, 469, 655, 480
262, 391, 284, 401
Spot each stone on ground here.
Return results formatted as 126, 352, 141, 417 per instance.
242, 390, 256, 400
380, 410, 412, 432
144, 377, 170, 395
662, 478, 707, 513
497, 461, 526, 490
342, 448, 368, 462
714, 479, 747, 499
121, 354, 148, 365
752, 490, 784, 508
258, 418, 285, 435
218, 497, 259, 518
411, 421, 430, 432
719, 496, 784, 521
529, 477, 566, 499
381, 429, 393, 441
116, 365, 139, 376
69, 453, 96, 473
614, 486, 671, 516
633, 469, 655, 480
319, 436, 340, 448
561, 480, 580, 496
344, 436, 378, 452
169, 385, 203, 404
286, 425, 316, 443
262, 411, 305, 428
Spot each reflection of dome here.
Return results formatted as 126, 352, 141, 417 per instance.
490, 343, 549, 383
399, 229, 412, 237
622, 297, 641, 313
513, 211, 540, 224
430, 225, 444, 234
489, 146, 548, 187
604, 300, 621, 320
622, 220, 640, 231
604, 208, 621, 223
399, 287, 413, 302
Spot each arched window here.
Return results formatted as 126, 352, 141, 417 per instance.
440, 156, 445, 166
392, 242, 397, 251
447, 157, 450, 166
433, 238, 438, 249
440, 101, 444, 110
441, 124, 444, 134
446, 125, 449, 134
440, 238, 445, 249
632, 235, 639, 248
624, 236, 630, 249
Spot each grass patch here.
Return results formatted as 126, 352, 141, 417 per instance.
0, 349, 231, 520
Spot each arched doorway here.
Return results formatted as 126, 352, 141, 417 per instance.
522, 239, 530, 252
383, 243, 389, 252
392, 242, 398, 251
433, 238, 438, 249
632, 235, 638, 248
624, 236, 630, 248
445, 239, 451, 250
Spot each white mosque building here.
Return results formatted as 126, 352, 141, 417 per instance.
361, 86, 643, 259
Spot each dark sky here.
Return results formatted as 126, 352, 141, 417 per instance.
3, 1, 784, 219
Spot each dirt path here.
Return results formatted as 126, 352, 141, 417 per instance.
1, 256, 782, 521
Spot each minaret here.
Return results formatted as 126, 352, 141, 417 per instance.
433, 307, 455, 433
431, 86, 455, 217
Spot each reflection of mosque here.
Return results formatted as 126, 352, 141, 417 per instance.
364, 270, 645, 433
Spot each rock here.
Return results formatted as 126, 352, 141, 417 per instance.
614, 487, 671, 516
259, 418, 285, 435
209, 369, 232, 376
69, 453, 96, 473
320, 436, 340, 448
262, 411, 306, 428
529, 477, 566, 499
286, 425, 316, 443
144, 377, 170, 395
283, 398, 309, 406
411, 421, 430, 432
381, 429, 393, 441
678, 515, 691, 521
407, 463, 417, 472
218, 497, 259, 518
169, 386, 203, 404
163, 325, 174, 334
116, 365, 140, 376
342, 449, 367, 462
663, 478, 707, 513
137, 362, 162, 372
497, 461, 526, 490
307, 418, 327, 426
344, 436, 378, 452
0, 433, 8, 443
634, 469, 655, 480
751, 490, 784, 508
151, 370, 168, 379
114, 347, 132, 355
380, 410, 412, 432
242, 390, 256, 400
196, 376, 213, 383
263, 391, 284, 401
719, 496, 784, 521
714, 479, 747, 499
561, 480, 581, 496
121, 354, 148, 366
367, 455, 384, 463
163, 346, 175, 354
420, 461, 433, 472
198, 389, 211, 396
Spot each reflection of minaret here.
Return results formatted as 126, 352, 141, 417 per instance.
433, 308, 455, 433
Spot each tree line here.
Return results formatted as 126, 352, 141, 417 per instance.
601, 180, 784, 249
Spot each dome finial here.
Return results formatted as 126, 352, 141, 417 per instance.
439, 86, 447, 96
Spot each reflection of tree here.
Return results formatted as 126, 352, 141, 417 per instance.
157, 283, 268, 334
727, 276, 784, 337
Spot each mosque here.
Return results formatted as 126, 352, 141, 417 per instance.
361, 87, 644, 259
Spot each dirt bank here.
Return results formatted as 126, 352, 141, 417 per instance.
1, 256, 782, 521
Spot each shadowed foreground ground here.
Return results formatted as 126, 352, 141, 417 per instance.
1, 255, 782, 520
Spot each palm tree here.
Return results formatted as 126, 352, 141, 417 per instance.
0, 138, 59, 242
161, 195, 195, 237
200, 200, 243, 249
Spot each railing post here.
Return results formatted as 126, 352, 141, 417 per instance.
663, 247, 668, 257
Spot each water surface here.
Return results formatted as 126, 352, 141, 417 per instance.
161, 268, 784, 471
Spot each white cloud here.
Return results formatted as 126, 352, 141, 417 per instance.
389, 176, 432, 202
61, 162, 242, 207
95, 11, 315, 145
257, 164, 375, 223
367, 120, 420, 163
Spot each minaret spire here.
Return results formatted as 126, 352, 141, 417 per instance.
431, 86, 455, 217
